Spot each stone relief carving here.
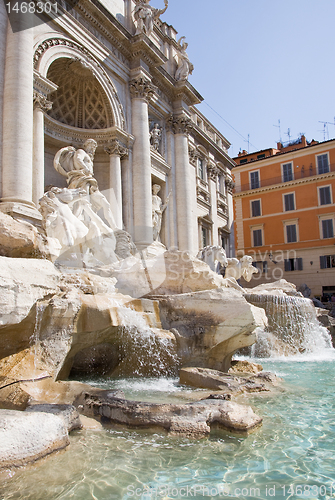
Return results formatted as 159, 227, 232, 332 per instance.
129, 77, 156, 101
175, 37, 194, 81
167, 114, 193, 135
207, 164, 219, 182
133, 0, 168, 36
39, 139, 121, 266
152, 184, 170, 241
150, 123, 162, 151
33, 91, 53, 112
104, 139, 129, 159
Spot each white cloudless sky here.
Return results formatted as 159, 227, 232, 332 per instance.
161, 0, 335, 158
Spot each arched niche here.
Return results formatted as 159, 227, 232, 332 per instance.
33, 37, 128, 194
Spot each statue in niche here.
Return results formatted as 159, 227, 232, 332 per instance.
152, 184, 170, 241
134, 0, 168, 36
150, 123, 162, 151
175, 37, 194, 81
40, 139, 121, 266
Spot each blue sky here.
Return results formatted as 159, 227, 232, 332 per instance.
162, 0, 335, 158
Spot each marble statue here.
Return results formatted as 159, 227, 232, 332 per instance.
175, 37, 194, 81
225, 255, 259, 282
134, 0, 168, 36
196, 245, 229, 274
150, 123, 162, 151
40, 139, 119, 266
152, 184, 170, 241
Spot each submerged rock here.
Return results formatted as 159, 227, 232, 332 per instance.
180, 367, 280, 395
74, 389, 262, 436
0, 409, 69, 469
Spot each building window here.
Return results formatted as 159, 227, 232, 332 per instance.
250, 171, 260, 189
253, 228, 263, 247
257, 154, 265, 160
320, 255, 335, 269
218, 175, 225, 194
251, 199, 261, 217
284, 193, 295, 211
284, 258, 303, 271
319, 186, 332, 205
198, 158, 205, 180
322, 219, 334, 239
286, 224, 297, 243
317, 154, 329, 174
240, 158, 248, 165
282, 162, 293, 182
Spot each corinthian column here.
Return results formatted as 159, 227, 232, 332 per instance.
129, 76, 155, 249
171, 114, 194, 252
1, 23, 35, 214
104, 140, 128, 229
33, 91, 52, 206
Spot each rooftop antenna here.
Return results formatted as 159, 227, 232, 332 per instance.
286, 128, 291, 143
273, 119, 282, 143
244, 133, 250, 153
318, 119, 334, 141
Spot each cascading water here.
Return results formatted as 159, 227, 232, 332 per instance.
244, 293, 333, 358
106, 297, 179, 377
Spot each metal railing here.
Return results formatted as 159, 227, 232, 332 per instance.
234, 162, 335, 193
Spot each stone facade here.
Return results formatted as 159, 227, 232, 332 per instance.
0, 0, 234, 256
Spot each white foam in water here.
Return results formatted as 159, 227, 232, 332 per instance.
244, 293, 334, 360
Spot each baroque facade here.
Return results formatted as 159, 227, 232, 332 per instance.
232, 136, 335, 298
0, 0, 235, 256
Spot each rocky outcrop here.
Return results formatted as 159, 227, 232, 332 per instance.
75, 389, 262, 436
245, 279, 302, 297
0, 212, 49, 259
108, 250, 227, 298
0, 409, 69, 469
156, 287, 267, 372
228, 360, 263, 374
25, 403, 82, 432
180, 367, 280, 395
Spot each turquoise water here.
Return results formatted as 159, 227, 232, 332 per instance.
1, 355, 335, 500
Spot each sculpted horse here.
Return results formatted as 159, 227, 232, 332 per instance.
196, 245, 228, 273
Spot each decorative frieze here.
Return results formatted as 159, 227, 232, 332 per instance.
129, 77, 156, 101
104, 139, 129, 159
33, 91, 53, 112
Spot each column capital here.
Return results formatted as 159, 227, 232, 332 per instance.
167, 114, 193, 136
207, 163, 219, 182
225, 178, 235, 194
33, 91, 52, 112
129, 76, 156, 102
104, 139, 129, 159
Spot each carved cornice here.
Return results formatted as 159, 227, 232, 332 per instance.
129, 77, 156, 101
167, 114, 193, 136
104, 139, 129, 159
33, 91, 53, 112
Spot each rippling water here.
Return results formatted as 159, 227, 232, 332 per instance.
2, 355, 335, 500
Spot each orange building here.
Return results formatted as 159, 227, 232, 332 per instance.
232, 136, 335, 298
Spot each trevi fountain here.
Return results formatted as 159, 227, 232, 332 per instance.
0, 140, 334, 500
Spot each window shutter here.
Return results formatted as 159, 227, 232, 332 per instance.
296, 258, 303, 271
284, 259, 290, 272
320, 256, 327, 269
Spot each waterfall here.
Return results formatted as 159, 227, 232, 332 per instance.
30, 302, 47, 375
244, 293, 333, 358
111, 301, 179, 377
